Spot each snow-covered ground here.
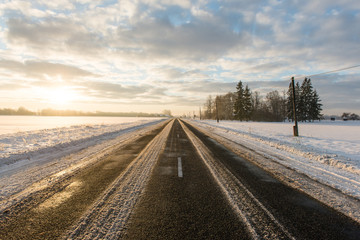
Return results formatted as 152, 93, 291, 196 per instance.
0, 116, 164, 134
0, 117, 166, 208
187, 119, 360, 222
191, 120, 360, 171
188, 119, 360, 197
0, 117, 165, 162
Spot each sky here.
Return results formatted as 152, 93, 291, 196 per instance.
0, 0, 359, 116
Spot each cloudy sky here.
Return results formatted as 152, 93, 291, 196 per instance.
0, 0, 359, 115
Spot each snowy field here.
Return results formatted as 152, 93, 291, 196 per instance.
0, 117, 166, 207
191, 120, 360, 169
0, 116, 159, 134
189, 119, 360, 197
188, 119, 360, 222
0, 116, 165, 160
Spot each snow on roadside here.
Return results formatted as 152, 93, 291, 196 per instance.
188, 119, 360, 199
0, 118, 166, 207
64, 120, 174, 239
0, 118, 165, 165
191, 120, 360, 174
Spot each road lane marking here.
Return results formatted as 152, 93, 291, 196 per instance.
178, 157, 183, 178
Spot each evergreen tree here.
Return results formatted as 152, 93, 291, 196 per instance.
287, 77, 323, 122
234, 81, 245, 120
234, 81, 252, 121
286, 81, 301, 122
286, 82, 294, 121
300, 78, 314, 121
309, 89, 322, 121
244, 85, 253, 121
295, 82, 302, 121
300, 78, 323, 121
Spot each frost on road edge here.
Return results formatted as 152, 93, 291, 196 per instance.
179, 120, 295, 240
184, 120, 360, 224
64, 119, 174, 240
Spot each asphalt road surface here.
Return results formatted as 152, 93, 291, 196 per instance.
1, 118, 359, 239
124, 119, 360, 240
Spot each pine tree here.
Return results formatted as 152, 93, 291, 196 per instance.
300, 78, 323, 121
287, 78, 323, 122
300, 78, 313, 121
295, 81, 303, 121
244, 85, 253, 121
309, 89, 322, 121
286, 82, 294, 121
234, 81, 245, 121
286, 81, 301, 122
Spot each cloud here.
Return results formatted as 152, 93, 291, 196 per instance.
178, 80, 236, 94
0, 0, 359, 114
84, 81, 151, 99
6, 17, 105, 56
0, 1, 51, 18
112, 16, 243, 61
0, 59, 99, 82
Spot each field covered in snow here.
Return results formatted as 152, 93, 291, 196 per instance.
0, 116, 161, 134
189, 119, 360, 199
192, 120, 360, 171
0, 117, 167, 206
0, 116, 165, 160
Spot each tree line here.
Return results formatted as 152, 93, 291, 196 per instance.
202, 78, 323, 122
341, 112, 360, 120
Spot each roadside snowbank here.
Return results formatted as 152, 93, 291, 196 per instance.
0, 118, 166, 206
191, 120, 360, 174
0, 118, 165, 165
188, 119, 360, 200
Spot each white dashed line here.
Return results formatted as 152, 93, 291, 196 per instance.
178, 157, 183, 178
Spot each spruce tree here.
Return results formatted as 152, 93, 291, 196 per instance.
234, 81, 245, 121
286, 82, 294, 121
244, 85, 253, 121
296, 81, 304, 121
309, 89, 322, 121
287, 78, 323, 122
287, 80, 302, 122
300, 78, 313, 121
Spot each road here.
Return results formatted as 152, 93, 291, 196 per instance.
0, 118, 359, 239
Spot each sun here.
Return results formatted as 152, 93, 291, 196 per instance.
46, 88, 77, 105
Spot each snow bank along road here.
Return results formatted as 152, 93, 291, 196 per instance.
1, 119, 360, 239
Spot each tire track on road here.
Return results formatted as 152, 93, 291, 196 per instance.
182, 119, 360, 240
0, 120, 170, 240
180, 120, 295, 240
64, 119, 174, 239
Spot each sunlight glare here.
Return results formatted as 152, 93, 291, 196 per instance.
45, 88, 77, 105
